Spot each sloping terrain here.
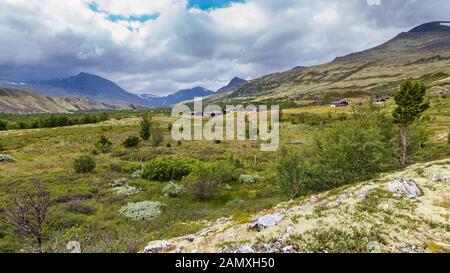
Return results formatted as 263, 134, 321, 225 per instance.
1, 73, 154, 107
0, 88, 130, 114
144, 159, 450, 253
213, 22, 450, 104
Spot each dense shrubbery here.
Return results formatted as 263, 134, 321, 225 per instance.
142, 156, 198, 181
282, 112, 349, 126
276, 105, 398, 197
122, 136, 140, 148
0, 112, 111, 131
73, 154, 96, 173
119, 201, 161, 221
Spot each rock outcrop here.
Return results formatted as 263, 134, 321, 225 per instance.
387, 178, 423, 199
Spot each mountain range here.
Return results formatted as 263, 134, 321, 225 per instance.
1, 21, 450, 112
0, 88, 132, 114
209, 21, 450, 104
0, 73, 224, 109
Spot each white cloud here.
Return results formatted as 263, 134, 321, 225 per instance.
0, 0, 449, 95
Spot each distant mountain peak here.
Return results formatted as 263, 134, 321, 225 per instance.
409, 21, 450, 33
217, 77, 248, 93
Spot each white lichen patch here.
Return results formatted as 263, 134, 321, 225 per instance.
143, 159, 450, 253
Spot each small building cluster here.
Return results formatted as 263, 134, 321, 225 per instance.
330, 99, 349, 108
373, 96, 390, 105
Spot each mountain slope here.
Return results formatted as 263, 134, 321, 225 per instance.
216, 21, 450, 103
0, 88, 129, 114
217, 77, 248, 93
29, 73, 154, 107
141, 87, 214, 107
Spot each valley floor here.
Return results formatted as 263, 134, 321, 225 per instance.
144, 159, 450, 253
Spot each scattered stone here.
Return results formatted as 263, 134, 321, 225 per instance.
282, 245, 296, 253
197, 226, 217, 236
367, 241, 382, 253
235, 244, 254, 253
0, 154, 16, 162
219, 231, 237, 241
336, 193, 352, 204
396, 243, 425, 253
223, 184, 233, 190
387, 178, 423, 199
66, 241, 81, 253
184, 237, 195, 243
144, 240, 174, 253
310, 195, 319, 204
357, 191, 372, 202
249, 212, 284, 231
431, 174, 449, 183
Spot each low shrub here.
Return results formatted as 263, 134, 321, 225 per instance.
112, 185, 142, 196
109, 178, 142, 196
66, 201, 97, 215
238, 174, 260, 184
123, 136, 140, 148
73, 154, 96, 173
183, 163, 222, 201
131, 169, 144, 178
119, 201, 162, 221
95, 135, 112, 152
109, 178, 128, 188
142, 156, 198, 181
121, 162, 142, 174
162, 181, 185, 197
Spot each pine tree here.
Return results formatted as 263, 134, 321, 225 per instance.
393, 80, 429, 166
140, 113, 151, 141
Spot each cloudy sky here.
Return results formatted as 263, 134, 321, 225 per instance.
0, 0, 449, 95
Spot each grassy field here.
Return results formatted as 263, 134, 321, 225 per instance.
0, 94, 449, 252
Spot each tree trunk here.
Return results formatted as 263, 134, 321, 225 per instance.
401, 126, 409, 166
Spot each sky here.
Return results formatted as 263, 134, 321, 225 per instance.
0, 0, 449, 95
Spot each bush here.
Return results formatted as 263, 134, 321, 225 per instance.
131, 169, 144, 178
276, 105, 398, 198
162, 181, 185, 197
119, 201, 161, 221
142, 156, 198, 181
183, 163, 222, 201
0, 154, 15, 162
73, 154, 96, 173
0, 142, 4, 151
95, 135, 112, 152
123, 136, 140, 148
66, 201, 97, 215
150, 120, 164, 146
139, 113, 151, 141
121, 162, 142, 174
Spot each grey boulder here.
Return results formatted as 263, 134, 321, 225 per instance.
387, 179, 422, 199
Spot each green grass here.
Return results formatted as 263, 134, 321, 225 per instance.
0, 94, 448, 252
